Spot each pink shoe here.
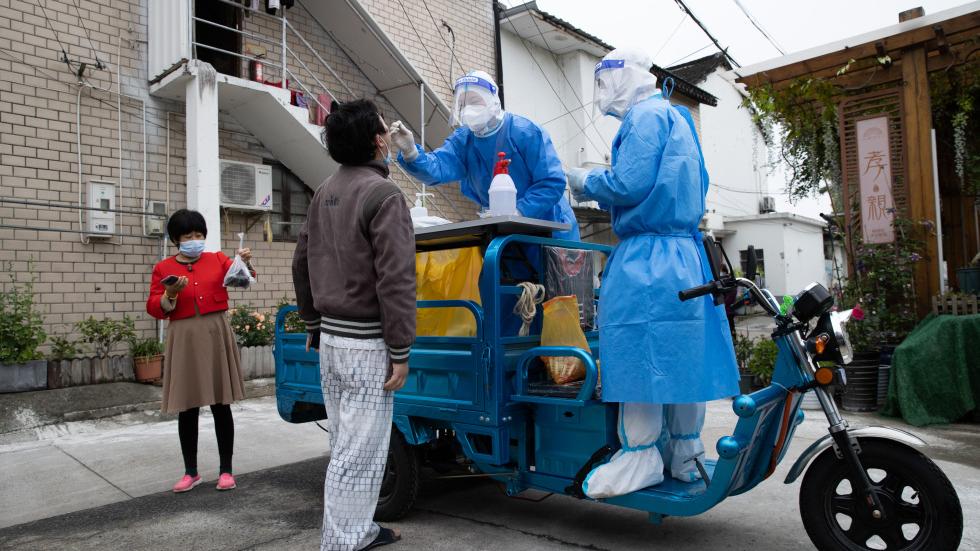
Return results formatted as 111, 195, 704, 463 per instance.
216, 473, 237, 491
173, 474, 202, 493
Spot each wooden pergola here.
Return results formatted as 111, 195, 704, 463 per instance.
735, 3, 980, 317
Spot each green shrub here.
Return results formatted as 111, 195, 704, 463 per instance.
48, 335, 84, 361
733, 333, 754, 371
76, 316, 136, 359
748, 339, 779, 385
0, 268, 46, 363
228, 305, 273, 347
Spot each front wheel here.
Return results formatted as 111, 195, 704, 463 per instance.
374, 429, 420, 522
799, 438, 962, 551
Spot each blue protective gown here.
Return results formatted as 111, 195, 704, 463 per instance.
584, 95, 738, 404
398, 113, 580, 241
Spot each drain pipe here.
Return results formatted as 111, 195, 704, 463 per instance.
493, 1, 505, 109
76, 85, 90, 245
419, 81, 425, 152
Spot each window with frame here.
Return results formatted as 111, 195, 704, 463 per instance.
739, 248, 765, 276
269, 162, 312, 242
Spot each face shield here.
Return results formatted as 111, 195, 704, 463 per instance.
593, 53, 659, 120
452, 73, 503, 137
593, 59, 625, 119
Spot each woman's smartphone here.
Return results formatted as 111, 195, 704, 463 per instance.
161, 275, 180, 286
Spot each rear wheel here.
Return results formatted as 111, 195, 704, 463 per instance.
799, 438, 962, 551
374, 429, 420, 522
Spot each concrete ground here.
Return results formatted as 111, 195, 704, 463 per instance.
1, 390, 977, 550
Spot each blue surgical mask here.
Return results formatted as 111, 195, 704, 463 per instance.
179, 239, 206, 259
381, 140, 392, 165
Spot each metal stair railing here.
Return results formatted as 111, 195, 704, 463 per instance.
190, 0, 460, 220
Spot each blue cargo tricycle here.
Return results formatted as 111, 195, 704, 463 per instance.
275, 217, 962, 550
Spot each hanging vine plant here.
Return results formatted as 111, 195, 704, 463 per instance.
742, 56, 904, 204
930, 60, 980, 195
744, 77, 840, 201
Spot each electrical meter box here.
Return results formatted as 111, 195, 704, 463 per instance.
86, 180, 116, 238
145, 200, 167, 236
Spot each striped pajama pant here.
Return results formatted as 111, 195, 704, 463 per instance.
319, 334, 394, 551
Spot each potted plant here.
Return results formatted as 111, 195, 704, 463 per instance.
75, 315, 137, 384
46, 334, 84, 389
747, 339, 779, 389
229, 305, 275, 379
841, 217, 923, 411
0, 268, 47, 392
733, 332, 755, 394
130, 337, 164, 383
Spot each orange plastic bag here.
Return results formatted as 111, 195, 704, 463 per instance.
415, 247, 483, 337
540, 296, 592, 384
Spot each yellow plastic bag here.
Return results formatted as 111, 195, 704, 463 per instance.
541, 295, 592, 384
416, 247, 483, 337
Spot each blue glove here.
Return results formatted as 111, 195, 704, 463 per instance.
567, 167, 592, 202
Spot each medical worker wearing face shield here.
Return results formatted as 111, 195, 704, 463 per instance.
389, 70, 579, 241
565, 49, 739, 498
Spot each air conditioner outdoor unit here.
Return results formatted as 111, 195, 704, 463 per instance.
760, 196, 776, 214
219, 160, 273, 211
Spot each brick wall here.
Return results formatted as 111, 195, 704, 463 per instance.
0, 0, 494, 354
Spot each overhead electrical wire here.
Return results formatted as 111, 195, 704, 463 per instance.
667, 43, 714, 67
672, 0, 740, 68
69, 0, 104, 68
653, 13, 689, 60
394, 0, 452, 90
33, 0, 72, 70
419, 0, 465, 76
731, 0, 786, 55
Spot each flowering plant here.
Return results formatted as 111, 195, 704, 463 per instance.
276, 297, 306, 334
843, 217, 923, 351
229, 305, 274, 347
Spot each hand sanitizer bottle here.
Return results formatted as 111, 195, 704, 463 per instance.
488, 152, 518, 217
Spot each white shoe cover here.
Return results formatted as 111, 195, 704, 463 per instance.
666, 402, 707, 482
583, 403, 665, 498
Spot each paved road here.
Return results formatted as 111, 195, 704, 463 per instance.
1, 398, 978, 550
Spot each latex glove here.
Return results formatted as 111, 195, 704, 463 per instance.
567, 167, 592, 202
389, 121, 418, 162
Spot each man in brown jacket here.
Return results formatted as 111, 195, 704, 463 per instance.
292, 99, 416, 551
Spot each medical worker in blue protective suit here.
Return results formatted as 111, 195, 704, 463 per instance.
566, 49, 739, 499
388, 70, 579, 241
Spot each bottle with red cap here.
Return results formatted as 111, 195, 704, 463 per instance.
488, 152, 518, 217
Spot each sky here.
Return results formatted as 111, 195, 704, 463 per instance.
500, 0, 969, 70
499, 0, 972, 217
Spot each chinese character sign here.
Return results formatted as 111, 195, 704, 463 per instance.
856, 116, 895, 243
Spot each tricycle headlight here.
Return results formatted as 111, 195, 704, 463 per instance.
829, 310, 854, 365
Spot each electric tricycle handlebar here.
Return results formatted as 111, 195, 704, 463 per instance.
677, 281, 718, 301
678, 277, 781, 318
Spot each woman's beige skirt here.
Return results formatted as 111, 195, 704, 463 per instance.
161, 312, 246, 414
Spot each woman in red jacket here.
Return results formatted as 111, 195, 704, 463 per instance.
147, 209, 256, 493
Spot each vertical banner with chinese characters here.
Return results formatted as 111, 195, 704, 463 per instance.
856, 116, 896, 243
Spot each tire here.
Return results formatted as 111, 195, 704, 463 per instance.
799, 438, 962, 551
374, 428, 420, 522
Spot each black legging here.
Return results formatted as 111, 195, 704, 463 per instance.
178, 404, 234, 476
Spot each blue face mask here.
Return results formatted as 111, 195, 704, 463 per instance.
179, 239, 206, 259
381, 140, 392, 165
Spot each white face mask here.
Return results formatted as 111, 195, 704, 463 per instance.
461, 105, 493, 131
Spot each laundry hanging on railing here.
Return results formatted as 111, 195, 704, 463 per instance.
265, 0, 293, 15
